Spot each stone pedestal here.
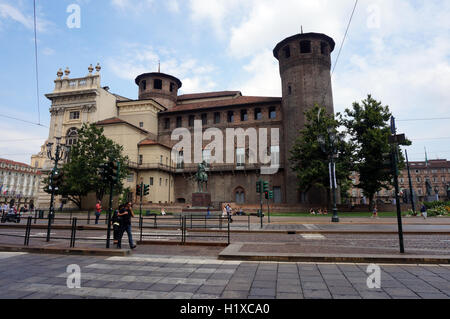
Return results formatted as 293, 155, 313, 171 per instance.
192, 193, 212, 208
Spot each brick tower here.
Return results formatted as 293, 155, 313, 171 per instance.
273, 32, 336, 204
135, 72, 182, 109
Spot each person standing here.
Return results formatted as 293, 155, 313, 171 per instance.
372, 205, 378, 219
95, 200, 102, 225
111, 205, 123, 246
118, 202, 136, 249
420, 204, 428, 219
161, 208, 167, 216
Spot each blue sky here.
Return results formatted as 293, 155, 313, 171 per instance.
0, 0, 449, 165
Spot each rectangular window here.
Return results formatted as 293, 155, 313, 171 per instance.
271, 146, 280, 166
70, 111, 80, 120
283, 46, 291, 58
214, 112, 221, 124
164, 118, 170, 129
300, 40, 311, 53
141, 80, 147, 91
159, 178, 162, 186
154, 79, 162, 90
139, 122, 144, 128
254, 108, 262, 120
160, 155, 163, 164
170, 82, 175, 92
176, 117, 182, 128
241, 109, 248, 121
201, 113, 207, 125
127, 174, 134, 182
189, 115, 195, 127
269, 107, 277, 119
150, 177, 154, 186
176, 151, 184, 169
228, 111, 234, 123
321, 42, 328, 55
236, 148, 245, 167
203, 149, 211, 164
165, 179, 168, 186
139, 155, 143, 165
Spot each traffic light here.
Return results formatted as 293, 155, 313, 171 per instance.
263, 181, 269, 193
136, 184, 142, 197
111, 161, 120, 184
143, 184, 150, 196
256, 180, 261, 193
264, 191, 269, 199
381, 153, 393, 174
268, 191, 274, 200
99, 162, 112, 182
52, 169, 64, 192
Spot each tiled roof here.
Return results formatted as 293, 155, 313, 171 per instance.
0, 158, 41, 175
162, 96, 281, 114
95, 117, 149, 134
409, 160, 450, 168
177, 91, 242, 101
138, 138, 170, 148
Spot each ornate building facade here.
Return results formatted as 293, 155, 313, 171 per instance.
0, 158, 41, 208
33, 32, 337, 209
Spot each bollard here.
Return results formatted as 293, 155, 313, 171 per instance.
228, 215, 230, 245
34, 210, 37, 224
87, 211, 91, 225
24, 216, 32, 246
70, 218, 77, 248
140, 215, 143, 242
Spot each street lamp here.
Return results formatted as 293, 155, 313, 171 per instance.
45, 137, 69, 242
318, 127, 339, 223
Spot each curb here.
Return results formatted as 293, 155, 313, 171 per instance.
0, 245, 131, 257
137, 240, 228, 247
218, 244, 450, 264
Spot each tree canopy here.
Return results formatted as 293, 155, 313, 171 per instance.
44, 123, 129, 209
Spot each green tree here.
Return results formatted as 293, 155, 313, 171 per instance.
44, 123, 129, 209
342, 95, 410, 211
290, 105, 354, 205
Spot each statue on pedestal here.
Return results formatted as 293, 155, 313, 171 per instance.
195, 161, 208, 193
425, 178, 433, 197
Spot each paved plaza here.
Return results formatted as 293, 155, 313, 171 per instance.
0, 252, 449, 299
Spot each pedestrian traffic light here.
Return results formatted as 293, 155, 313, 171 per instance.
256, 180, 261, 193
268, 191, 274, 200
263, 181, 269, 193
264, 191, 269, 199
143, 184, 150, 196
136, 184, 142, 197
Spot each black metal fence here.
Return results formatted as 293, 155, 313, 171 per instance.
0, 212, 232, 248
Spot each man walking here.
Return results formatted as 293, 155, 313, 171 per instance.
117, 202, 137, 249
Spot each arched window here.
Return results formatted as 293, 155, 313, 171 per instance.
235, 187, 245, 204
66, 128, 78, 146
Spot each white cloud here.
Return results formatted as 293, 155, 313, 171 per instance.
166, 0, 180, 13
106, 43, 218, 94
0, 1, 50, 32
111, 0, 154, 13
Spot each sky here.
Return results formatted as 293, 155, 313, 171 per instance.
0, 0, 449, 165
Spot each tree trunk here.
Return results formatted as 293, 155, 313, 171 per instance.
368, 193, 375, 212
68, 196, 82, 210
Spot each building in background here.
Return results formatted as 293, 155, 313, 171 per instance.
349, 159, 450, 205
0, 158, 41, 208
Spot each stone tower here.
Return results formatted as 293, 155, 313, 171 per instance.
273, 32, 336, 204
135, 72, 182, 109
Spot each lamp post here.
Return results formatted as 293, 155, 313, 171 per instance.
318, 127, 339, 223
46, 137, 69, 242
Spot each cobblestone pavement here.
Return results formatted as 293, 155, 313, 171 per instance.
0, 252, 449, 299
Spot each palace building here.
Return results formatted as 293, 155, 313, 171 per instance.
0, 158, 41, 208
32, 32, 336, 209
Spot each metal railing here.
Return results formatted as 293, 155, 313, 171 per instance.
0, 212, 233, 248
